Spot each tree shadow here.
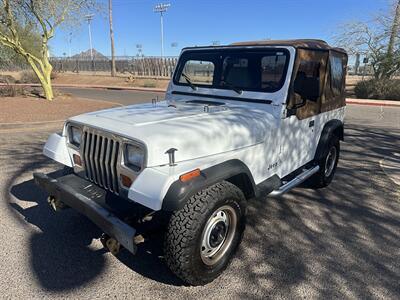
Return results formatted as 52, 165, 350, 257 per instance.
8, 168, 184, 289
2, 113, 400, 297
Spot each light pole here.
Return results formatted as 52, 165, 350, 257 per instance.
68, 32, 72, 57
136, 44, 143, 56
84, 14, 94, 61
154, 3, 170, 58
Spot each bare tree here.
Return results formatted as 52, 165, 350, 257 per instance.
108, 0, 116, 77
0, 0, 97, 100
334, 0, 400, 79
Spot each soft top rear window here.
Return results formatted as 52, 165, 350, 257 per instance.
174, 48, 290, 93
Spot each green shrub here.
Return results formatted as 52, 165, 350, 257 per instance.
354, 79, 400, 100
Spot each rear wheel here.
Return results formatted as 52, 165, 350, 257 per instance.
164, 181, 246, 285
306, 136, 340, 188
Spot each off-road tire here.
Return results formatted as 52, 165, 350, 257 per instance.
307, 136, 340, 188
164, 181, 246, 286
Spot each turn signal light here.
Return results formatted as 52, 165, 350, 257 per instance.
120, 174, 133, 188
73, 154, 82, 166
179, 169, 201, 182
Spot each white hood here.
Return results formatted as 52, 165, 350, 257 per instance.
68, 101, 275, 167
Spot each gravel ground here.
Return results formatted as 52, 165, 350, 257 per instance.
0, 104, 399, 299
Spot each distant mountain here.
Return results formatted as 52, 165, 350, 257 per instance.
72, 49, 108, 60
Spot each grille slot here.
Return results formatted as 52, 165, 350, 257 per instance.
82, 129, 120, 195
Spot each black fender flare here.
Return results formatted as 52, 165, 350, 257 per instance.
161, 159, 257, 211
314, 119, 344, 161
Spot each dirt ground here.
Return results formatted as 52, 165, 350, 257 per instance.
2, 71, 170, 90
0, 95, 118, 124
0, 71, 371, 98
3, 71, 366, 90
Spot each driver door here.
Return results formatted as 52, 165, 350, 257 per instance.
278, 49, 328, 177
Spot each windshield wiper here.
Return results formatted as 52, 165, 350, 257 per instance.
222, 81, 242, 95
181, 72, 197, 91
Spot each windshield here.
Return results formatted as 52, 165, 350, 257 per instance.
174, 48, 290, 93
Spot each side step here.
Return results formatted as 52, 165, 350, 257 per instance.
270, 165, 320, 197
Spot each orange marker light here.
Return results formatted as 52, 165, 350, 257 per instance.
120, 174, 133, 188
179, 169, 201, 182
73, 154, 82, 166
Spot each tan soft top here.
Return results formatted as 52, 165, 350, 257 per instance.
231, 39, 346, 54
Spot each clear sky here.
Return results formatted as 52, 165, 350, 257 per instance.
49, 0, 390, 57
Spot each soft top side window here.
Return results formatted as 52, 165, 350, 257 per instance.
293, 60, 321, 102
287, 49, 328, 120
329, 54, 345, 96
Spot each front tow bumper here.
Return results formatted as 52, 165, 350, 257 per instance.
33, 172, 137, 254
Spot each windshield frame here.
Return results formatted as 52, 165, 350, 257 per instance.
173, 47, 291, 94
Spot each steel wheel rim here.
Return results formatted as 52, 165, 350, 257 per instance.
325, 146, 337, 177
200, 205, 237, 266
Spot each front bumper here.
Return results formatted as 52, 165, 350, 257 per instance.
33, 172, 137, 254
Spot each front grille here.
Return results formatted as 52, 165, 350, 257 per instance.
81, 129, 120, 195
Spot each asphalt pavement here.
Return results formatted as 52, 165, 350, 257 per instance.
59, 87, 165, 106
0, 92, 399, 299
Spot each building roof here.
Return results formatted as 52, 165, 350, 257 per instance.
231, 39, 346, 54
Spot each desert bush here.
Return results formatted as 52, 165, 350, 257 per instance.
18, 70, 40, 83
354, 79, 400, 100
17, 70, 57, 83
0, 85, 26, 97
0, 75, 16, 84
50, 71, 58, 80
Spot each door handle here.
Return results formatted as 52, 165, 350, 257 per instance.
309, 120, 315, 127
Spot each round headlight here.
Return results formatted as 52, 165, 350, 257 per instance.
69, 126, 82, 147
125, 144, 145, 171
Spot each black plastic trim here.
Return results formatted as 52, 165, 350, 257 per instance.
256, 175, 282, 196
33, 172, 138, 254
171, 91, 272, 104
162, 159, 257, 211
162, 159, 283, 211
314, 119, 344, 160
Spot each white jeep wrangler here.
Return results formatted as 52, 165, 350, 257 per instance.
34, 39, 347, 285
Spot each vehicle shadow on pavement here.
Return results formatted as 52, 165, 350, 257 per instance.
9, 174, 108, 291
4, 123, 400, 297
116, 236, 185, 286
9, 173, 184, 289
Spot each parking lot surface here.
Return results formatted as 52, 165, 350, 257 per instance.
0, 101, 399, 299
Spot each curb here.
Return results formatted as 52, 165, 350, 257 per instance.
346, 98, 400, 107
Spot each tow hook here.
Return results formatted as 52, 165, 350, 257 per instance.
100, 233, 121, 255
47, 196, 66, 211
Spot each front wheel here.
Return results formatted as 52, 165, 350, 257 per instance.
306, 136, 340, 188
164, 181, 246, 285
